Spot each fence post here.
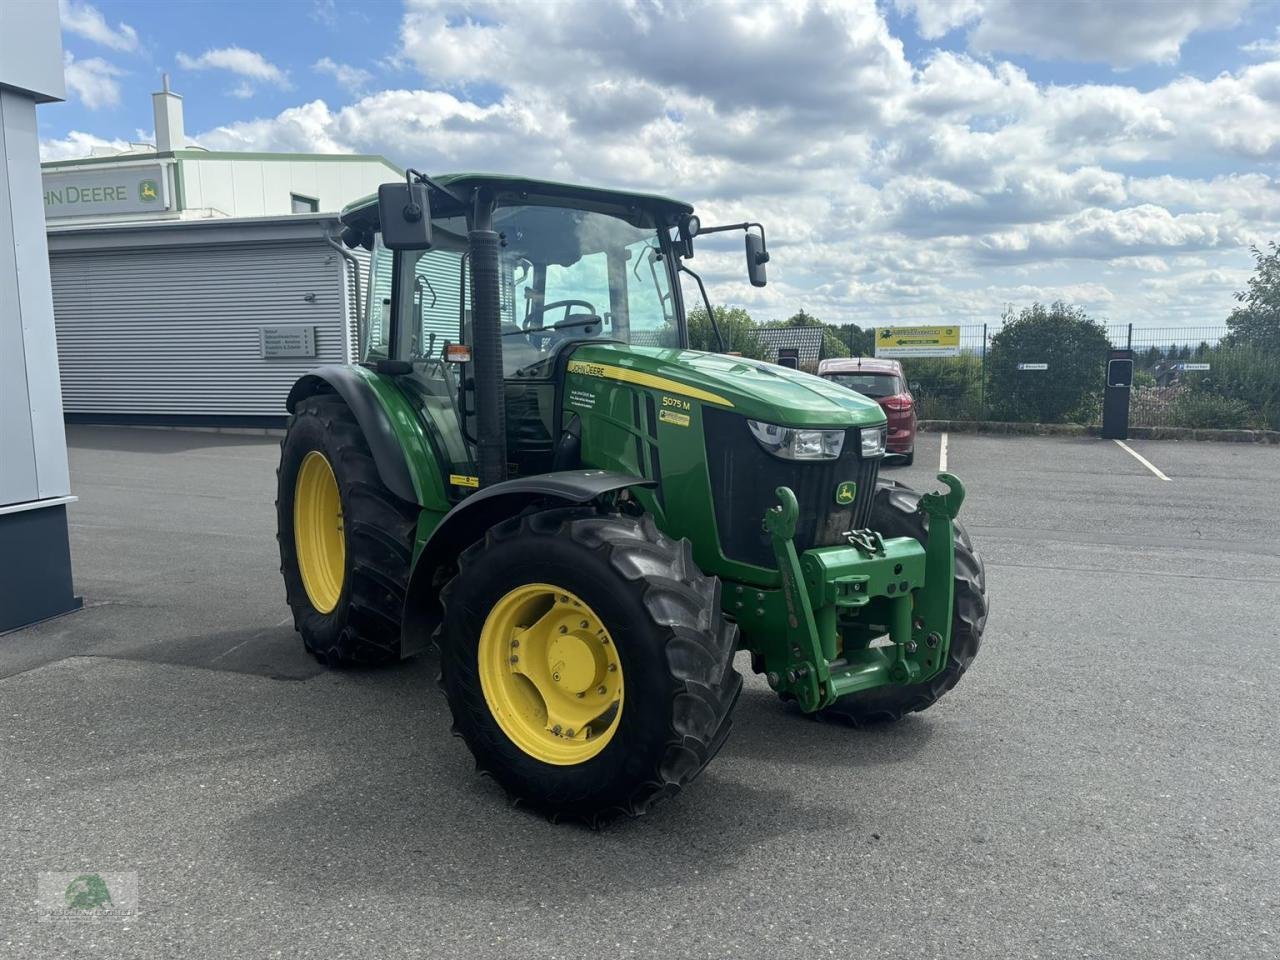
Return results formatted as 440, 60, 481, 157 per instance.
1127, 323, 1132, 351
980, 322, 988, 420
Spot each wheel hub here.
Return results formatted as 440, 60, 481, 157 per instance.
478, 584, 623, 764
293, 450, 345, 614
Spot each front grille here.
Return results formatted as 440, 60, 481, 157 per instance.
703, 408, 881, 569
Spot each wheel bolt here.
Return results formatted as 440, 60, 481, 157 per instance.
559, 625, 567, 633
597, 685, 606, 695
511, 639, 519, 648
552, 673, 560, 682
510, 656, 519, 664
607, 663, 617, 672
551, 725, 561, 735
580, 620, 588, 629
566, 729, 575, 738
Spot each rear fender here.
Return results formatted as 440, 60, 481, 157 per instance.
400, 471, 655, 656
287, 366, 449, 512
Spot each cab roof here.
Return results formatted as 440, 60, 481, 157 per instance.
339, 172, 694, 233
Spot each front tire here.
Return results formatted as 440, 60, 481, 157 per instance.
440, 509, 741, 824
277, 394, 417, 665
819, 479, 987, 725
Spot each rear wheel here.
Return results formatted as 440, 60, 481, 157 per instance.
440, 509, 741, 824
277, 394, 417, 665
819, 478, 987, 725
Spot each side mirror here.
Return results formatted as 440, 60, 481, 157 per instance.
746, 232, 768, 287
378, 182, 432, 250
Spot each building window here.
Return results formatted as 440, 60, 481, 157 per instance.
291, 193, 319, 213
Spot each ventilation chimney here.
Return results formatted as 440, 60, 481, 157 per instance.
152, 73, 185, 153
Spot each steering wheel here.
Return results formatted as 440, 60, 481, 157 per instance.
521, 298, 601, 348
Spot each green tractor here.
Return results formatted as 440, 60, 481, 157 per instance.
277, 172, 988, 823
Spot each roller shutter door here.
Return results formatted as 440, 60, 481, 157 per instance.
51, 239, 346, 419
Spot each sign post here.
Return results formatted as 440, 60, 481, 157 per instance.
874, 325, 960, 358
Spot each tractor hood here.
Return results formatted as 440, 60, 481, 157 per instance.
568, 344, 887, 428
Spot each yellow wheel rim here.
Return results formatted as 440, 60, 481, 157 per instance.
478, 583, 624, 765
294, 450, 345, 614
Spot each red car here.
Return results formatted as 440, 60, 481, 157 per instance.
818, 357, 917, 464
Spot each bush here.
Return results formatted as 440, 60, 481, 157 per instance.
987, 302, 1111, 423
1167, 393, 1253, 430
687, 306, 765, 358
901, 354, 984, 420
1190, 346, 1280, 430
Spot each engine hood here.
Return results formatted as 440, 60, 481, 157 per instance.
568, 344, 887, 428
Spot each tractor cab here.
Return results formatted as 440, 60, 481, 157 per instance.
338, 175, 698, 482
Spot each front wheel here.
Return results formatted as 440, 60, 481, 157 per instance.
440, 509, 741, 824
819, 479, 988, 725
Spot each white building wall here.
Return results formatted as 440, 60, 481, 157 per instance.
179, 156, 395, 217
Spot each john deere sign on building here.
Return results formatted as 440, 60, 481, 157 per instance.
42, 163, 171, 219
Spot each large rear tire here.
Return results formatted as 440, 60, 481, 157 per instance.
440, 509, 741, 824
819, 478, 988, 725
277, 393, 417, 665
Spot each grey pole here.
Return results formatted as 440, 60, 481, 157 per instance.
0, 0, 81, 631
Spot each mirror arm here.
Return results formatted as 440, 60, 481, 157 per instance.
679, 263, 724, 353
694, 221, 767, 249
405, 167, 466, 206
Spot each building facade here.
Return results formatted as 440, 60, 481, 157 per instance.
42, 79, 393, 425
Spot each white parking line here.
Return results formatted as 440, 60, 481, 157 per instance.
939, 432, 949, 472
1113, 439, 1171, 481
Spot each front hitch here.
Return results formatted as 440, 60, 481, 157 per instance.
756, 474, 965, 711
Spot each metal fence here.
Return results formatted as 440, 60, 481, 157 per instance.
836, 323, 1278, 431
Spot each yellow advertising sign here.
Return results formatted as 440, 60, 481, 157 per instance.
874, 325, 961, 358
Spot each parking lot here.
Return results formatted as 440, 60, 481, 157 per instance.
3, 425, 1278, 959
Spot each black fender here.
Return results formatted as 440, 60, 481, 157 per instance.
286, 366, 418, 505
400, 470, 655, 656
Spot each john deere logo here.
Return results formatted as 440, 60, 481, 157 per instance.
138, 179, 159, 202
64, 874, 112, 911
834, 481, 857, 505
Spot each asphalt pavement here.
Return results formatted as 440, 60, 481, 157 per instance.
2, 425, 1277, 959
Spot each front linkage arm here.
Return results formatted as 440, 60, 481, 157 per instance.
758, 474, 966, 712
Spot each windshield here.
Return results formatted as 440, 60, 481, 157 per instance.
496, 204, 677, 377
823, 372, 902, 399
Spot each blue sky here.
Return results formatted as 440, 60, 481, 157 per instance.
43, 0, 1280, 329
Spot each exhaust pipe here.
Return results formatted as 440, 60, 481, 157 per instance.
468, 193, 507, 487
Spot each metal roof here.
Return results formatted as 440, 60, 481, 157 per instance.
754, 327, 826, 367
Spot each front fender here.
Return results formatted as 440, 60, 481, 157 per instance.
400, 470, 655, 656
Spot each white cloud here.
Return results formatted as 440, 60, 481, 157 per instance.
175, 47, 291, 95
49, 0, 1280, 328
59, 0, 139, 53
1242, 27, 1280, 57
40, 130, 132, 162
62, 51, 125, 109
898, 0, 1249, 67
313, 57, 373, 94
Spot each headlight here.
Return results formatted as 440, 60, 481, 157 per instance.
860, 426, 886, 458
747, 420, 845, 460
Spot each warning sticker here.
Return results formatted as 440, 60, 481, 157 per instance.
659, 409, 691, 428
449, 474, 480, 488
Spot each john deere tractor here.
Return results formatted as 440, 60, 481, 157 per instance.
277, 172, 988, 823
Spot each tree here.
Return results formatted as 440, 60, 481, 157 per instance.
1225, 242, 1280, 354
987, 301, 1111, 423
687, 306, 765, 359
764, 309, 854, 360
